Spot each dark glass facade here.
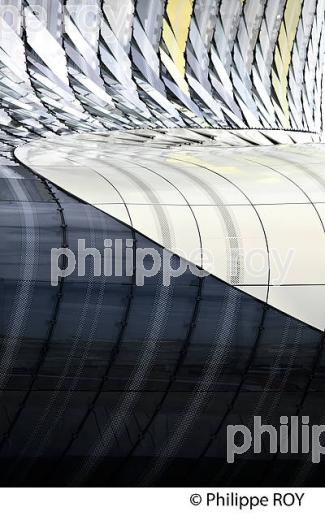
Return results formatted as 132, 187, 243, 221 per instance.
0, 160, 325, 487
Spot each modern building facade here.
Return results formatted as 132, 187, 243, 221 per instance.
0, 0, 324, 486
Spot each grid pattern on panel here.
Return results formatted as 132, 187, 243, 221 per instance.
16, 131, 325, 331
0, 150, 324, 488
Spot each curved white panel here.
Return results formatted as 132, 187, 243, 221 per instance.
16, 132, 325, 330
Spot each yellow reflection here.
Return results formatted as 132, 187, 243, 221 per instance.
272, 0, 303, 127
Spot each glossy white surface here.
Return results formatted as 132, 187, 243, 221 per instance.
16, 133, 325, 330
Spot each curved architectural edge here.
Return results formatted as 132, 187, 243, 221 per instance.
16, 130, 325, 330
